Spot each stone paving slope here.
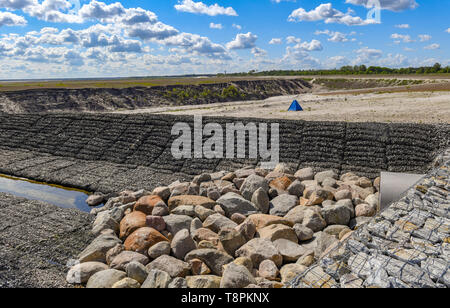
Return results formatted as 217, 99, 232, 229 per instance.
290, 149, 450, 288
0, 113, 448, 193
0, 192, 94, 288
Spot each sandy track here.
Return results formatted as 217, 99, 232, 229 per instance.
114, 90, 450, 124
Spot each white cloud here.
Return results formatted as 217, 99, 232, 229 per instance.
288, 3, 378, 26
391, 33, 415, 43
251, 47, 267, 57
315, 30, 354, 42
162, 32, 230, 59
282, 45, 321, 68
395, 24, 410, 29
269, 38, 282, 45
232, 24, 241, 30
446, 28, 450, 34
0, 0, 34, 10
345, 0, 418, 12
226, 32, 258, 50
114, 8, 157, 25
0, 1, 234, 74
3, 1, 157, 24
353, 47, 382, 64
286, 36, 301, 44
209, 22, 222, 29
0, 11, 27, 27
174, 0, 237, 16
22, 0, 84, 23
126, 22, 179, 41
418, 34, 431, 42
377, 53, 410, 67
78, 1, 125, 21
424, 43, 440, 50
297, 39, 323, 51
326, 55, 350, 68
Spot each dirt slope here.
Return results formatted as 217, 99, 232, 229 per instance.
0, 79, 312, 114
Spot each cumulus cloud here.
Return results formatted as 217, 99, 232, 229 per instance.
391, 33, 415, 43
20, 0, 84, 23
377, 53, 410, 67
345, 0, 418, 12
226, 32, 258, 50
209, 22, 222, 29
446, 28, 450, 34
288, 3, 378, 26
395, 24, 410, 29
78, 1, 125, 21
126, 22, 179, 41
2, 1, 157, 24
354, 46, 382, 63
251, 47, 267, 57
174, 0, 237, 16
286, 36, 301, 44
0, 11, 27, 27
424, 43, 440, 50
269, 38, 282, 45
232, 24, 242, 30
326, 55, 350, 68
418, 34, 431, 42
0, 1, 234, 75
283, 45, 321, 69
297, 39, 323, 51
162, 32, 230, 59
0, 0, 34, 10
315, 29, 355, 42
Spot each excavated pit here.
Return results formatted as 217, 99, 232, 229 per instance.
0, 79, 312, 114
0, 112, 448, 288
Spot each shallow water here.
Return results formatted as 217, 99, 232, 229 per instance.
0, 174, 97, 212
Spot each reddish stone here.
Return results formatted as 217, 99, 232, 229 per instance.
134, 195, 164, 215
269, 176, 293, 192
119, 211, 147, 240
167, 195, 216, 212
124, 227, 169, 254
146, 216, 166, 232
246, 214, 293, 230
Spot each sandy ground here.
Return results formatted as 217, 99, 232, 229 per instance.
114, 90, 450, 124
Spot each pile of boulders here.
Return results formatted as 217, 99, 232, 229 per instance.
67, 164, 380, 288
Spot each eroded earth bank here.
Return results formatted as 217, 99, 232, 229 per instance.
0, 79, 312, 114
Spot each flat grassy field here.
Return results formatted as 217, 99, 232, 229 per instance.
0, 74, 449, 92
0, 76, 297, 92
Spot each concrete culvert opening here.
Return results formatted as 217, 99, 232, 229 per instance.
379, 172, 425, 212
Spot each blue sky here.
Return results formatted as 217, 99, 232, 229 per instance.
0, 0, 449, 79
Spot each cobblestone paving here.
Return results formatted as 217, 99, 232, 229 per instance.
290, 149, 450, 288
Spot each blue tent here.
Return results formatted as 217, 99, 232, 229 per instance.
288, 100, 303, 111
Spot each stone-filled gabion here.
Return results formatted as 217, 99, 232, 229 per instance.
290, 149, 450, 288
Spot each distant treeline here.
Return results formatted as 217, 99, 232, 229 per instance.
218, 63, 450, 77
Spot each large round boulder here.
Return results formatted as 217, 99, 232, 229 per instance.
134, 195, 164, 215
235, 238, 283, 268
124, 227, 169, 254
86, 269, 127, 288
119, 211, 147, 240
66, 262, 109, 284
